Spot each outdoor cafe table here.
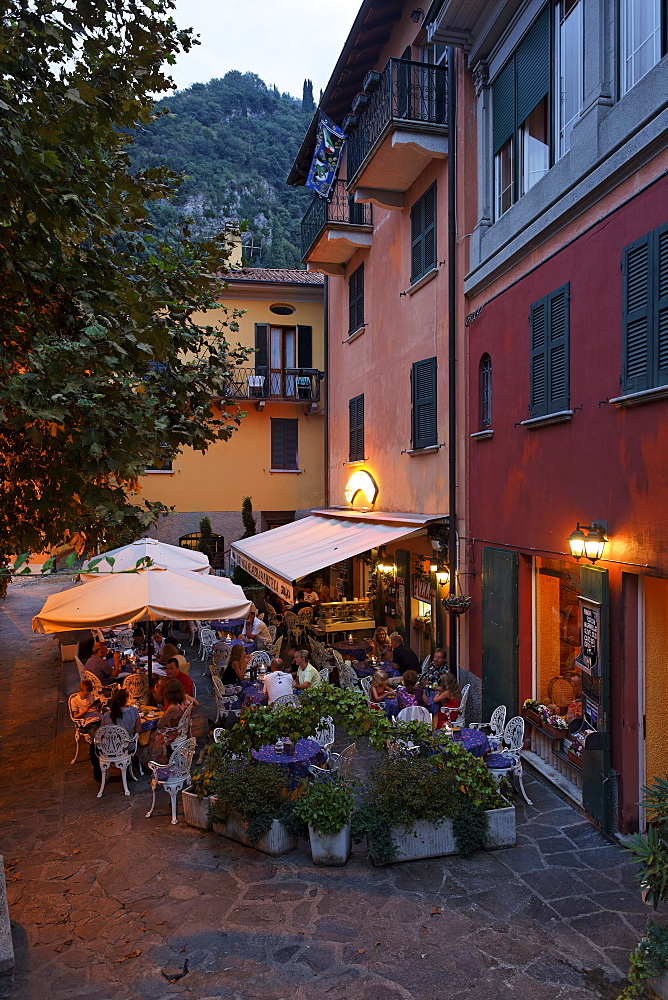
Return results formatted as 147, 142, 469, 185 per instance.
252, 738, 324, 768
354, 661, 400, 678
216, 637, 255, 654
243, 683, 268, 709
447, 728, 489, 758
333, 640, 370, 662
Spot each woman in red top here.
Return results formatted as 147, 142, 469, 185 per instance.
433, 671, 462, 730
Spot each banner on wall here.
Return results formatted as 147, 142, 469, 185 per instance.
305, 113, 345, 199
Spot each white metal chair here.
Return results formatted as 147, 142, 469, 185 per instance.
282, 610, 301, 644
75, 655, 87, 682
248, 650, 271, 671
470, 704, 507, 749
484, 716, 532, 805
198, 627, 217, 662
313, 716, 335, 754
453, 683, 470, 727
267, 624, 277, 642
271, 693, 300, 711
359, 675, 372, 701
338, 659, 359, 690
318, 666, 331, 683
420, 654, 431, 673
84, 670, 108, 702
211, 674, 238, 723
93, 725, 139, 798
146, 736, 197, 824
122, 672, 148, 705
212, 642, 231, 668
309, 741, 356, 778
163, 703, 193, 747
213, 727, 226, 743
67, 694, 98, 763
397, 705, 432, 725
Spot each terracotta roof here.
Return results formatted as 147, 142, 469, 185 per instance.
222, 268, 324, 285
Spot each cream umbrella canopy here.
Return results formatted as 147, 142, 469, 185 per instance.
32, 567, 251, 685
81, 537, 210, 579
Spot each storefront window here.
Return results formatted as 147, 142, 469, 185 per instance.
535, 558, 582, 721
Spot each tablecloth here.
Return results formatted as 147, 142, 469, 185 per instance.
252, 738, 323, 766
243, 685, 268, 708
216, 638, 255, 654
354, 661, 400, 678
333, 641, 370, 662
211, 619, 245, 635
448, 728, 489, 758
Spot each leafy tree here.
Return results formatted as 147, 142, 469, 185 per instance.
0, 0, 252, 570
302, 79, 315, 114
197, 516, 214, 559
232, 495, 257, 587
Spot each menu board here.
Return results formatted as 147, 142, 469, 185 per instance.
576, 597, 601, 677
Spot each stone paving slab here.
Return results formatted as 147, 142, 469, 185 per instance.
0, 580, 650, 999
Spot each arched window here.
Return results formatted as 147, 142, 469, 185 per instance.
479, 354, 492, 430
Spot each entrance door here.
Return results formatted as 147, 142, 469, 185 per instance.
269, 326, 296, 397
481, 547, 518, 719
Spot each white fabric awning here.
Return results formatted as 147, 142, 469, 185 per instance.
231, 510, 446, 603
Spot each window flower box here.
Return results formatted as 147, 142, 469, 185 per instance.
567, 749, 583, 770
368, 805, 516, 865
522, 707, 544, 728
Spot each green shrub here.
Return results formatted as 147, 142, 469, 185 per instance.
293, 777, 355, 835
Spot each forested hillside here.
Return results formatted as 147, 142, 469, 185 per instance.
129, 71, 315, 268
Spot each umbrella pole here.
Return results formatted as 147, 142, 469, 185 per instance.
148, 637, 153, 691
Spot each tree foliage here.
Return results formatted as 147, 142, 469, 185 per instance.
0, 0, 253, 567
128, 70, 314, 267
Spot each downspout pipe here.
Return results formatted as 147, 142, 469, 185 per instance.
447, 47, 458, 676
324, 274, 330, 509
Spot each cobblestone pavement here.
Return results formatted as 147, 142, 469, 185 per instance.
1, 580, 648, 999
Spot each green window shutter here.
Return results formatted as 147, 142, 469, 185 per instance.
622, 234, 651, 393
656, 224, 668, 386
349, 263, 364, 333
297, 325, 312, 368
492, 58, 515, 155
547, 283, 570, 412
410, 184, 437, 282
516, 6, 551, 126
349, 394, 364, 462
529, 295, 548, 417
255, 323, 268, 374
271, 418, 298, 470
412, 357, 437, 448
410, 197, 424, 281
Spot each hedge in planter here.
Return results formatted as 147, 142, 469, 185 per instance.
293, 776, 355, 866
352, 738, 507, 863
209, 757, 307, 846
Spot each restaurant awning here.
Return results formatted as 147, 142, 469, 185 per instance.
231, 509, 447, 603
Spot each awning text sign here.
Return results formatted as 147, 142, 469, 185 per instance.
232, 552, 295, 604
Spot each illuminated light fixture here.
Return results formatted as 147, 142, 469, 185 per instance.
436, 568, 450, 586
377, 562, 396, 575
410, 7, 424, 21
567, 521, 608, 564
344, 469, 378, 507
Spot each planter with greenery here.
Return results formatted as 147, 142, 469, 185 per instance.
521, 699, 544, 728
181, 764, 217, 831
442, 594, 472, 616
624, 774, 668, 911
619, 921, 668, 1000
352, 738, 513, 864
293, 776, 355, 866
208, 755, 306, 856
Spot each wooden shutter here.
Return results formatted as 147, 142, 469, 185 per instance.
516, 6, 550, 126
622, 235, 651, 393
411, 184, 437, 282
493, 58, 515, 155
348, 264, 364, 333
349, 394, 364, 462
412, 357, 437, 449
656, 224, 668, 387
547, 283, 570, 412
271, 418, 298, 470
481, 548, 518, 720
410, 198, 424, 282
254, 323, 268, 375
297, 325, 312, 368
529, 295, 548, 417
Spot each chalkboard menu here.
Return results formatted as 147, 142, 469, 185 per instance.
577, 597, 601, 677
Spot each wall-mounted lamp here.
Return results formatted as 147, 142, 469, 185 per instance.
410, 7, 424, 22
430, 563, 450, 586
377, 562, 396, 576
567, 521, 608, 564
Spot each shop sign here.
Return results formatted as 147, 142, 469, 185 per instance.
412, 575, 435, 602
576, 597, 601, 677
232, 552, 294, 604
344, 469, 378, 507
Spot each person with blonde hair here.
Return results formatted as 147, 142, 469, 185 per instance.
433, 671, 462, 729
371, 626, 392, 660
369, 670, 397, 717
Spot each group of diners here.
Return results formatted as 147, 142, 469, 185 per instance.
218, 643, 320, 702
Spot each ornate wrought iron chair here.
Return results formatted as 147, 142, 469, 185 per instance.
484, 716, 532, 805
93, 724, 139, 798
146, 736, 197, 824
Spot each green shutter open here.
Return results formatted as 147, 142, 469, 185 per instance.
492, 59, 515, 155
547, 283, 570, 412
622, 235, 651, 393
516, 6, 551, 127
529, 295, 548, 417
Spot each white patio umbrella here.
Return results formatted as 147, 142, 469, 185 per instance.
81, 537, 210, 579
32, 566, 251, 684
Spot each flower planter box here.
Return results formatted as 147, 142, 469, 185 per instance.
211, 807, 297, 856
309, 825, 351, 867
181, 787, 212, 830
542, 723, 568, 741
522, 708, 543, 729
648, 972, 668, 1000
567, 750, 583, 770
369, 804, 516, 865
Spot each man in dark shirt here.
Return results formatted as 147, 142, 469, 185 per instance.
291, 591, 313, 615
85, 642, 120, 683
390, 632, 421, 675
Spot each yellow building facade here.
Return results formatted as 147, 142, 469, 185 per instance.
138, 268, 325, 560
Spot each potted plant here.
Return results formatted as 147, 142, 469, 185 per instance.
293, 775, 355, 866
209, 757, 305, 856
522, 698, 544, 728
442, 594, 472, 616
182, 763, 216, 830
537, 704, 569, 740
352, 738, 514, 864
619, 921, 668, 1000
567, 740, 583, 770
624, 774, 668, 911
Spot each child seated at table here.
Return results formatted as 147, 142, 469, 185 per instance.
396, 669, 428, 710
433, 671, 462, 730
369, 670, 394, 703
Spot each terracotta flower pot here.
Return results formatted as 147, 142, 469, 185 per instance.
567, 750, 583, 770
542, 722, 568, 741
522, 708, 543, 728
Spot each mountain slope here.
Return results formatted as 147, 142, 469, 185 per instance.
129, 71, 314, 268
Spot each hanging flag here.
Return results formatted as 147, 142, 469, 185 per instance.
305, 113, 345, 199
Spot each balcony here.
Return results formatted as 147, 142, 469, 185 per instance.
217, 367, 323, 413
301, 179, 372, 276
346, 58, 448, 210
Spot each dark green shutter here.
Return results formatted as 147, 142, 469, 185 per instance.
410, 183, 437, 282
529, 296, 548, 416
656, 224, 668, 385
349, 394, 364, 462
271, 418, 298, 470
410, 198, 423, 281
284, 419, 298, 469
297, 325, 312, 368
412, 358, 437, 448
516, 6, 551, 126
349, 264, 364, 333
547, 283, 570, 412
255, 323, 268, 374
481, 548, 518, 720
492, 59, 515, 154
622, 235, 651, 392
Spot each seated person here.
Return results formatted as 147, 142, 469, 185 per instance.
369, 670, 395, 704
152, 631, 165, 659
264, 588, 287, 617
433, 672, 462, 729
154, 658, 194, 702
221, 644, 248, 685
263, 658, 295, 704
100, 687, 141, 738
290, 591, 313, 615
85, 642, 120, 683
293, 649, 321, 691
396, 669, 428, 710
157, 640, 180, 665
389, 632, 421, 675
240, 607, 272, 647
371, 626, 392, 660
71, 678, 103, 729
303, 583, 320, 606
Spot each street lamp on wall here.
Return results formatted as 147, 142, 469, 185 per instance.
430, 564, 450, 587
567, 522, 608, 564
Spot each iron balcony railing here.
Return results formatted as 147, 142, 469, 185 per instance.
218, 367, 322, 403
301, 179, 372, 260
346, 58, 448, 182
